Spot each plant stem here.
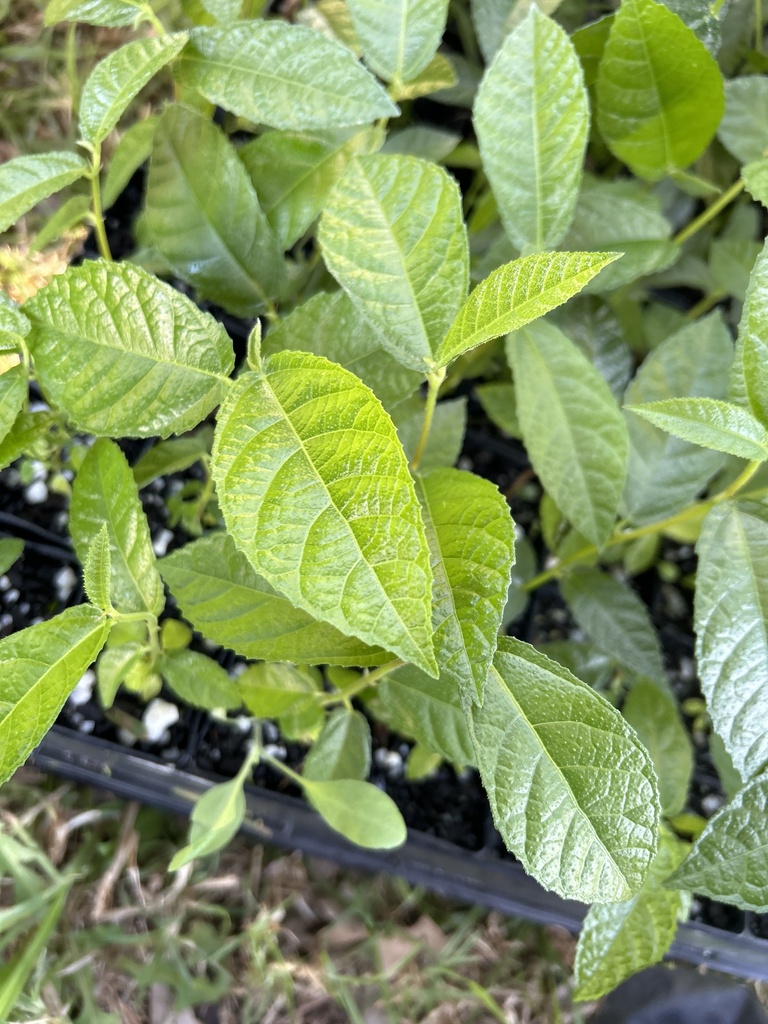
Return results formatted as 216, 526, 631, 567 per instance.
409, 367, 446, 473
757, 0, 764, 53
142, 4, 167, 33
685, 289, 727, 321
66, 24, 80, 117
89, 145, 112, 261
320, 659, 405, 706
673, 178, 745, 246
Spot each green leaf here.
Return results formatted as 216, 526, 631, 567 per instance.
160, 533, 386, 667
571, 13, 613, 88
0, 605, 110, 786
623, 680, 693, 817
239, 125, 383, 251
743, 158, 768, 208
508, 321, 628, 547
551, 296, 631, 401
303, 708, 371, 781
44, 0, 144, 25
0, 366, 28, 447
30, 194, 91, 254
596, 0, 724, 180
622, 314, 732, 524
471, 0, 563, 62
626, 398, 768, 462
474, 8, 588, 251
0, 538, 24, 577
213, 360, 436, 674
709, 732, 744, 802
133, 429, 213, 489
169, 776, 246, 870
319, 153, 469, 371
24, 259, 235, 438
730, 237, 768, 422
70, 439, 164, 616
303, 777, 407, 849
382, 125, 460, 161
658, 0, 723, 52
0, 293, 30, 337
390, 53, 457, 100
695, 501, 768, 780
718, 77, 768, 164
146, 104, 285, 316
0, 152, 87, 234
199, 0, 241, 18
562, 567, 666, 682
0, 412, 54, 472
393, 395, 466, 471
103, 115, 158, 210
345, 0, 449, 83
79, 35, 187, 146
160, 649, 241, 710
667, 775, 768, 910
176, 23, 397, 130
0, 887, 69, 1023
414, 468, 515, 704
263, 290, 422, 411
470, 637, 660, 902
436, 251, 620, 368
83, 524, 113, 612
574, 831, 691, 1001
475, 382, 519, 437
239, 662, 321, 718
97, 642, 143, 709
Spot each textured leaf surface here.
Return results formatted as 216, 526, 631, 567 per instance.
347, 0, 449, 82
319, 154, 468, 371
471, 638, 660, 902
176, 23, 397, 129
24, 259, 234, 438
160, 533, 386, 666
0, 366, 28, 447
718, 77, 768, 164
44, 0, 143, 25
304, 778, 407, 849
623, 680, 692, 817
212, 359, 436, 674
394, 396, 466, 471
0, 293, 30, 337
596, 0, 724, 179
0, 152, 87, 234
437, 251, 619, 368
303, 709, 371, 781
71, 439, 164, 616
161, 649, 241, 710
730, 237, 768, 422
508, 321, 627, 547
83, 524, 112, 612
0, 606, 110, 786
471, 0, 563, 62
103, 115, 158, 209
627, 398, 768, 462
474, 8, 588, 251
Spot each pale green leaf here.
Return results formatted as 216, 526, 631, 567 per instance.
200, 0, 241, 18
743, 158, 768, 208
627, 398, 768, 462
436, 251, 620, 368
393, 395, 466, 471
470, 637, 660, 902
474, 7, 588, 251
0, 538, 24, 577
709, 732, 744, 802
103, 116, 158, 210
382, 125, 460, 160
44, 0, 144, 25
303, 708, 371, 781
0, 606, 110, 786
596, 0, 724, 180
213, 359, 436, 674
730, 237, 768, 422
70, 439, 164, 616
345, 0, 449, 83
550, 296, 632, 400
303, 778, 407, 849
538, 639, 615, 691
390, 53, 457, 100
475, 382, 519, 437
30, 194, 91, 253
659, 0, 723, 52
161, 649, 241, 710
0, 366, 28, 447
0, 412, 54, 472
24, 259, 234, 438
471, 0, 563, 62
239, 662, 322, 718
0, 152, 87, 234
169, 777, 246, 870
97, 642, 143, 709
503, 532, 536, 625
133, 428, 213, 489
83, 524, 112, 612
176, 23, 397, 129
508, 321, 628, 547
0, 293, 30, 337
160, 533, 386, 667
319, 153, 468, 371
623, 679, 693, 817
718, 77, 768, 164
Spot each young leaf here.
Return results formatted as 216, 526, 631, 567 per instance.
303, 708, 371, 782
175, 23, 397, 130
470, 637, 660, 902
596, 0, 724, 180
302, 778, 407, 849
79, 35, 186, 147
718, 77, 768, 165
0, 152, 87, 233
0, 412, 54, 472
160, 533, 387, 667
574, 831, 691, 1001
83, 524, 113, 612
730, 237, 768, 422
626, 398, 768, 462
0, 605, 110, 786
508, 321, 628, 548
345, 0, 449, 83
667, 775, 768, 910
160, 649, 241, 711
414, 468, 515, 705
133, 429, 213, 489
0, 366, 28, 448
239, 662, 322, 718
319, 153, 469, 371
44, 0, 144, 26
169, 776, 246, 870
146, 105, 285, 316
213, 360, 436, 674
436, 251, 620, 368
623, 679, 693, 817
102, 115, 158, 209
0, 537, 24, 576
474, 7, 588, 251
394, 396, 467, 471
24, 259, 234, 438
97, 642, 143, 709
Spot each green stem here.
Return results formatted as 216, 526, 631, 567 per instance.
673, 178, 745, 246
320, 658, 404, 707
142, 4, 167, 33
262, 751, 305, 788
66, 24, 80, 117
685, 289, 727, 321
89, 145, 112, 261
409, 367, 446, 473
757, 0, 764, 53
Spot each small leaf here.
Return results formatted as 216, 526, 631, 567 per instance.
303, 708, 371, 781
743, 158, 768, 208
626, 398, 768, 462
303, 777, 407, 849
176, 23, 397, 130
0, 412, 54, 472
83, 524, 113, 612
623, 680, 693, 817
390, 53, 457, 100
436, 251, 620, 368
30, 194, 91, 253
0, 152, 87, 234
161, 649, 241, 710
718, 77, 768, 165
394, 395, 467, 471
133, 429, 213, 489
0, 537, 24, 576
0, 365, 28, 448
97, 642, 143, 708
169, 777, 246, 870
346, 0, 449, 83
239, 662, 322, 718
44, 0, 144, 25
103, 115, 158, 209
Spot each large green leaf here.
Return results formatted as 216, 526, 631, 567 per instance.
667, 775, 768, 910
574, 832, 691, 1001
695, 501, 768, 780
212, 358, 437, 675
415, 468, 514, 704
595, 0, 724, 180
145, 104, 284, 316
70, 439, 164, 616
319, 153, 468, 371
346, 0, 449, 83
0, 367, 28, 448
622, 314, 732, 524
79, 34, 187, 146
303, 708, 371, 781
0, 152, 87, 234
659, 0, 723, 51
623, 680, 693, 817
0, 606, 110, 786
160, 649, 241, 710
24, 259, 234, 438
159, 533, 386, 666
44, 0, 144, 25
627, 398, 768, 462
470, 638, 660, 902
239, 125, 383, 251
718, 77, 768, 164
473, 8, 588, 251
436, 251, 619, 368
507, 321, 628, 547
730, 237, 768, 422
175, 23, 397, 130
303, 777, 407, 849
